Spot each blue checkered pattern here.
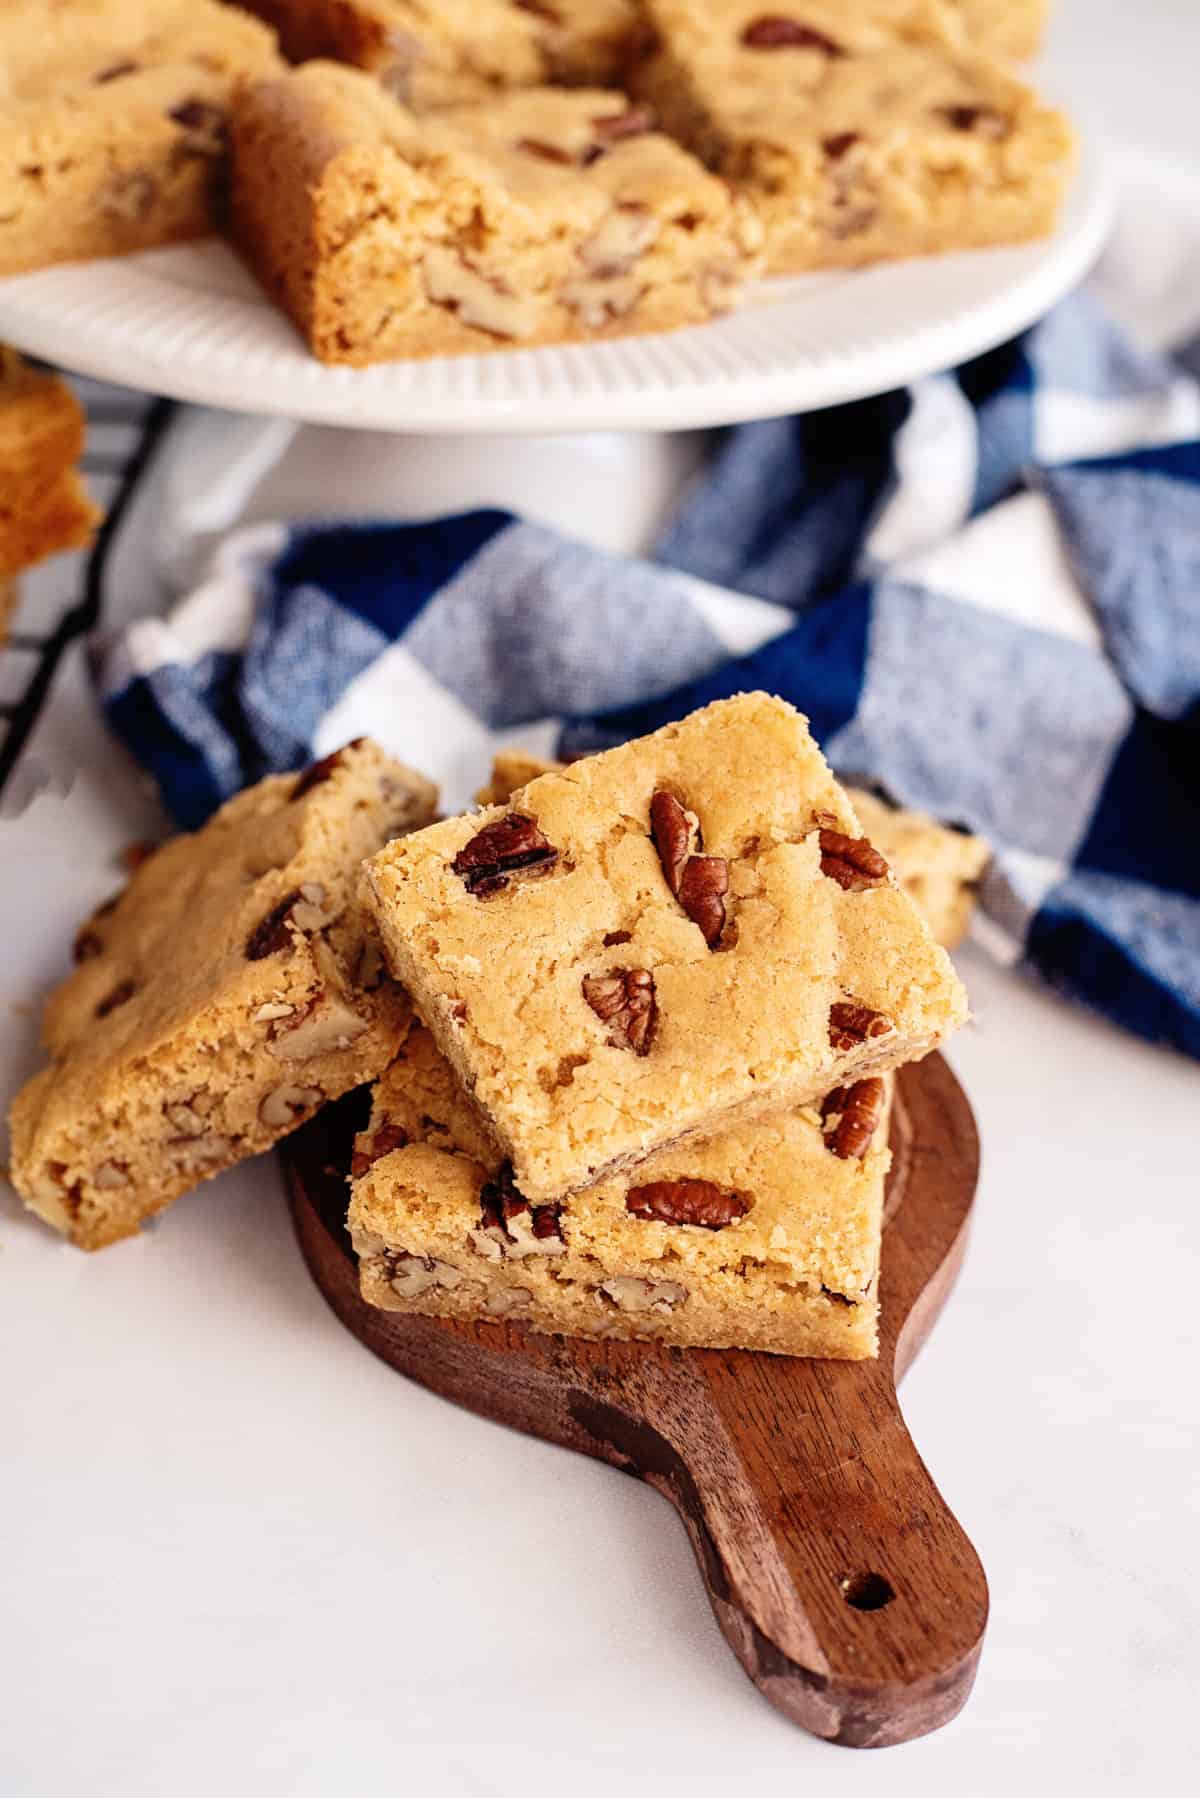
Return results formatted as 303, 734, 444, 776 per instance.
95, 290, 1200, 1058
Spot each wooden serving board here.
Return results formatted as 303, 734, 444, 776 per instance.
281, 1053, 985, 1750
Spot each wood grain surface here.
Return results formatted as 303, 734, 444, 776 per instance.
281, 1052, 986, 1749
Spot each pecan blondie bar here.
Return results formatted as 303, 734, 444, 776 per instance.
631, 0, 1074, 272
230, 63, 762, 364
9, 739, 437, 1250
0, 347, 99, 579
0, 0, 278, 275
349, 1025, 890, 1357
363, 695, 966, 1203
241, 0, 643, 106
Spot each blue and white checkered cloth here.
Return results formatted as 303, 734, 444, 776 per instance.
95, 288, 1200, 1059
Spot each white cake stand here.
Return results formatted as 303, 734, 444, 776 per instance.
0, 149, 1109, 435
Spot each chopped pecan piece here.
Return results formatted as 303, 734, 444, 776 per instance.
823, 131, 860, 159
740, 16, 844, 53
120, 840, 158, 873
169, 99, 227, 157
818, 828, 889, 892
649, 789, 695, 892
101, 171, 158, 223
650, 790, 729, 946
259, 1085, 324, 1130
626, 1178, 750, 1229
821, 1077, 886, 1159
350, 1122, 409, 1178
583, 105, 656, 161
452, 814, 557, 897
388, 1252, 464, 1297
676, 855, 729, 947
245, 890, 306, 960
828, 1002, 893, 1052
582, 968, 657, 1055
516, 137, 575, 164
74, 895, 118, 963
939, 105, 1011, 139
424, 249, 538, 340
531, 1205, 565, 1244
477, 1162, 524, 1241
292, 738, 365, 799
598, 1276, 687, 1312
95, 978, 136, 1019
474, 1164, 564, 1259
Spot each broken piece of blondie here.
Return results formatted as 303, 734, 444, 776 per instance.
349, 1024, 891, 1357
363, 694, 966, 1203
0, 0, 279, 275
0, 346, 99, 579
630, 0, 1074, 272
230, 62, 762, 364
9, 739, 437, 1249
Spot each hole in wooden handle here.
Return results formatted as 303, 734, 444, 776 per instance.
840, 1571, 895, 1611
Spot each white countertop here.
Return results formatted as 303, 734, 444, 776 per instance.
3, 2, 1199, 1792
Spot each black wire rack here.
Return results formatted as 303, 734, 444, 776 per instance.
0, 392, 175, 795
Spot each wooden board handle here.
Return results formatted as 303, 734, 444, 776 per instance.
282, 1054, 986, 1750
571, 1348, 987, 1747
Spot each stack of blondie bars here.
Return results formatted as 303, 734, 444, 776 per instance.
9, 697, 972, 1362
0, 1, 1074, 366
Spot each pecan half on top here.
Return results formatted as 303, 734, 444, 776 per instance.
740, 16, 845, 54
818, 828, 889, 892
245, 889, 309, 960
582, 967, 658, 1055
626, 1178, 750, 1230
74, 894, 119, 963
821, 1077, 885, 1159
516, 136, 575, 164
94, 978, 136, 1019
291, 738, 366, 800
650, 790, 729, 947
581, 105, 656, 162
452, 814, 558, 897
828, 1001, 893, 1052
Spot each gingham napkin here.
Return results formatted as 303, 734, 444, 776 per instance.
93, 222, 1200, 1061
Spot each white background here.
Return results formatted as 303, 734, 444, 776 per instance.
3, 1, 1199, 1792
